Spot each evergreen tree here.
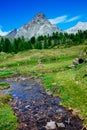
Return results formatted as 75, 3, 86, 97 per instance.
43, 40, 48, 49
27, 40, 32, 49
30, 36, 36, 44
47, 38, 52, 47
0, 38, 5, 52
17, 37, 24, 51
34, 41, 42, 49
4, 38, 11, 53
13, 38, 19, 53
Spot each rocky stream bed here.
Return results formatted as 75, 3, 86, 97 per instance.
2, 76, 86, 130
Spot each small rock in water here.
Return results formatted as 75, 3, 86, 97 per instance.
12, 94, 16, 97
46, 89, 52, 95
56, 122, 65, 128
51, 98, 60, 105
37, 118, 46, 127
25, 105, 30, 109
46, 91, 52, 95
8, 89, 12, 92
25, 87, 32, 91
21, 77, 26, 81
45, 120, 56, 130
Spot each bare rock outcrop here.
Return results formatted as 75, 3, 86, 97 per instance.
8, 12, 62, 39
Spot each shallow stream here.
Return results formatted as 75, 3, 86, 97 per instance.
2, 76, 85, 130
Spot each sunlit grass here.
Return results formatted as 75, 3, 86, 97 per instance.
0, 45, 84, 67
0, 69, 14, 78
41, 63, 87, 124
0, 91, 17, 130
0, 44, 87, 127
0, 105, 17, 130
0, 82, 10, 90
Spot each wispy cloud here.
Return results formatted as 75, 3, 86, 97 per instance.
0, 25, 8, 36
66, 16, 80, 23
49, 15, 67, 24
49, 15, 80, 24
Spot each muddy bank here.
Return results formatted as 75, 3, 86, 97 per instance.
3, 77, 85, 130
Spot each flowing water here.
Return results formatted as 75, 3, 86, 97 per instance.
2, 76, 85, 130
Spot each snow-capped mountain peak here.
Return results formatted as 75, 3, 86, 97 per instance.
66, 21, 87, 34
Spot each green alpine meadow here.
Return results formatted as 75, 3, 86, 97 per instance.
0, 39, 87, 129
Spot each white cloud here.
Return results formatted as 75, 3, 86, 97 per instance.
66, 16, 80, 23
0, 26, 8, 36
49, 15, 67, 24
0, 29, 9, 36
49, 15, 80, 25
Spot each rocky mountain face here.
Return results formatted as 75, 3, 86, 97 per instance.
66, 22, 87, 34
8, 13, 61, 39
4, 13, 87, 38
7, 29, 17, 38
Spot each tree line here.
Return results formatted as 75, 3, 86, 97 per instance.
0, 30, 87, 53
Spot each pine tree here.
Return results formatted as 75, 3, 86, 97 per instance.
13, 38, 19, 53
4, 38, 11, 53
43, 40, 48, 49
30, 36, 36, 44
0, 38, 5, 52
34, 41, 42, 49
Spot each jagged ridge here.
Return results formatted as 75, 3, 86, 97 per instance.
8, 13, 61, 39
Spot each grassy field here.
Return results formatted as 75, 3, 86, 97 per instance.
0, 44, 87, 129
0, 82, 10, 90
0, 91, 17, 130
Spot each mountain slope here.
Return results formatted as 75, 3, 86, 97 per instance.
7, 29, 17, 38
8, 13, 61, 39
66, 22, 87, 34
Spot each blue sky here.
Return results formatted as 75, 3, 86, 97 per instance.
0, 0, 87, 35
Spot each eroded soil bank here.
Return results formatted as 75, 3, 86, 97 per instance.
3, 77, 86, 130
